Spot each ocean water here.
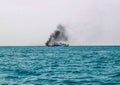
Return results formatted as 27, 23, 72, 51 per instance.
0, 46, 120, 85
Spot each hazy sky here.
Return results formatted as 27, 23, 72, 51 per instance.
0, 0, 120, 46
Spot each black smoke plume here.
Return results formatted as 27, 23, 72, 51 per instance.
46, 24, 68, 46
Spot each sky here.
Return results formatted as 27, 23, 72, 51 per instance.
0, 0, 120, 46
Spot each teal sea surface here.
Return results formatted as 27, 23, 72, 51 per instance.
0, 46, 120, 85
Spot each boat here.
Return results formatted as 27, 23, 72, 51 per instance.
46, 24, 69, 47
46, 42, 69, 47
51, 43, 69, 47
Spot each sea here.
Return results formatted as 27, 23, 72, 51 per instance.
0, 46, 120, 85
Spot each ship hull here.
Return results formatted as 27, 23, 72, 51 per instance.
47, 43, 69, 47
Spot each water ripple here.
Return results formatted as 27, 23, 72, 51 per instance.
0, 46, 120, 84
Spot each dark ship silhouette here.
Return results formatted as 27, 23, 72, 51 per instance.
46, 24, 69, 47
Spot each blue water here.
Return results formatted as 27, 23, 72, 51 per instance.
0, 46, 120, 85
